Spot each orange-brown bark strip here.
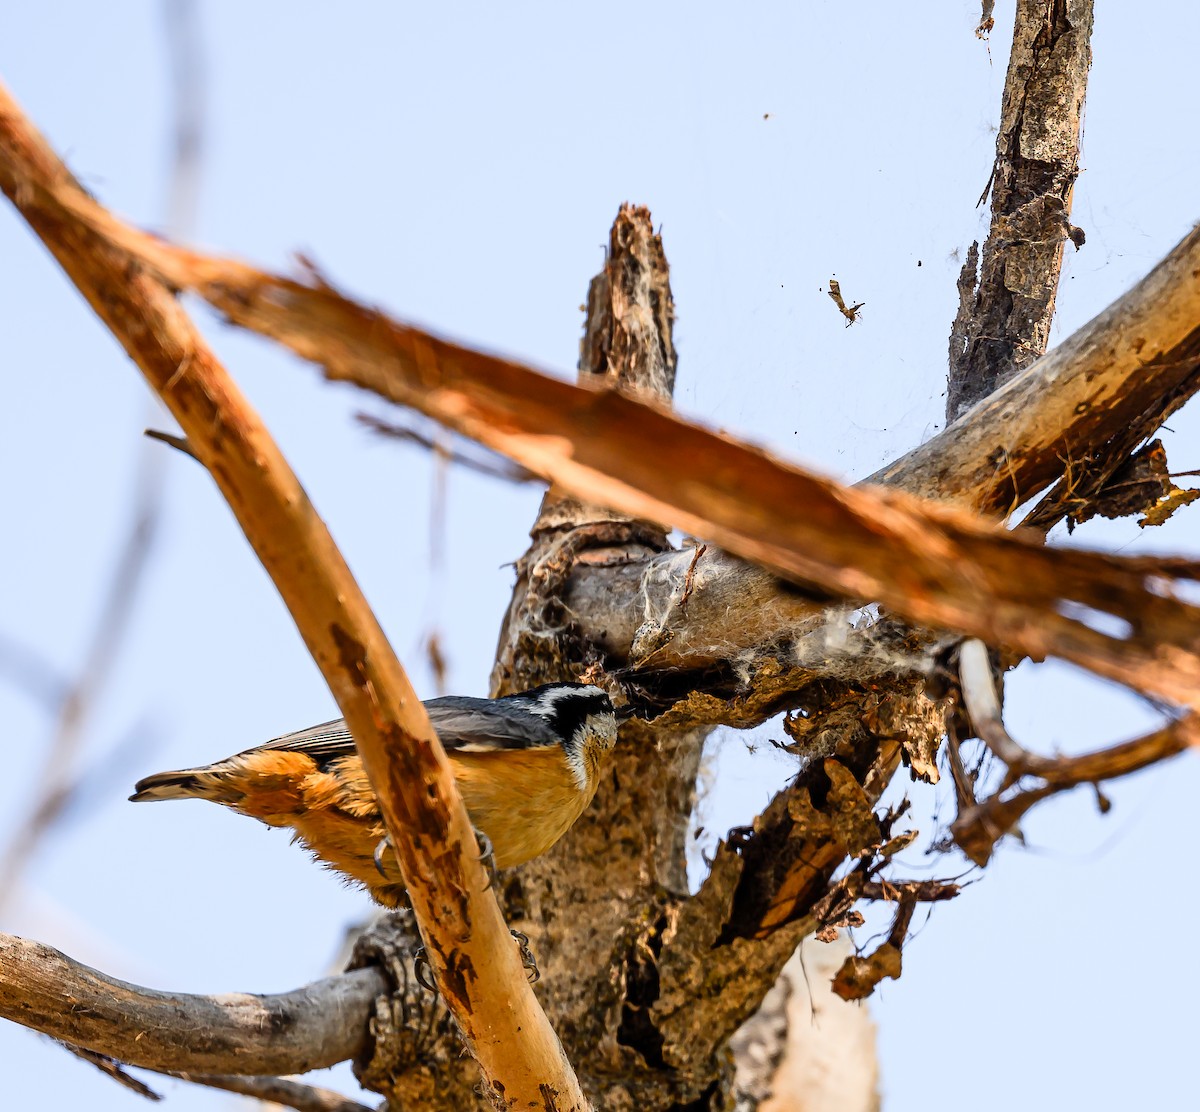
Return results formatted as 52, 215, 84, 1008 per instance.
0, 81, 589, 1111
45, 205, 1200, 709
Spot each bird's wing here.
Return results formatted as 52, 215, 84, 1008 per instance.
250, 696, 560, 763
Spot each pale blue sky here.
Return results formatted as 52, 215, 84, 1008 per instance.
1, 3, 1197, 1109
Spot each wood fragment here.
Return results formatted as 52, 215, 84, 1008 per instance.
827, 277, 865, 326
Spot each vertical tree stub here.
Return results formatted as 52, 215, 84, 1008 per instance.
947, 0, 1093, 422
489, 205, 725, 1106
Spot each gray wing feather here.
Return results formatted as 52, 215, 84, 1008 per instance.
251, 696, 559, 762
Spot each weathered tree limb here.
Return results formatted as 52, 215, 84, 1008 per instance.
506, 212, 1200, 715
0, 934, 384, 1075
489, 207, 721, 1107
875, 224, 1200, 516
38, 188, 1200, 709
0, 80, 590, 1111
638, 6, 1105, 1089
948, 0, 1093, 421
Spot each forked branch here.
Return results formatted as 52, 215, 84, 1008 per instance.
953, 638, 1200, 864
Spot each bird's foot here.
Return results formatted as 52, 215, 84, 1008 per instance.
372, 835, 393, 879
410, 933, 538, 995
474, 827, 496, 890
413, 947, 437, 993
511, 930, 539, 984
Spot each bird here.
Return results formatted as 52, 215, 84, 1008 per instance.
130, 682, 620, 908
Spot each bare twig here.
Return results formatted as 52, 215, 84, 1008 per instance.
166, 1071, 376, 1112
356, 411, 535, 483
61, 1044, 162, 1101
954, 637, 1200, 863
0, 630, 68, 710
858, 879, 961, 904
161, 0, 204, 236
0, 934, 385, 1074
957, 639, 1029, 769
830, 899, 915, 1001
145, 427, 198, 461
0, 455, 161, 914
959, 637, 1200, 784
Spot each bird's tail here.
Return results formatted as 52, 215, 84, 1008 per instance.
130, 768, 218, 803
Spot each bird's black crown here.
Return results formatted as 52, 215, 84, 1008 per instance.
507, 682, 615, 743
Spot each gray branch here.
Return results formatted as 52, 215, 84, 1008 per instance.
0, 934, 385, 1076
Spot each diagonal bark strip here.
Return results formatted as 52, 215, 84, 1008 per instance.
35, 201, 1200, 710
0, 80, 590, 1111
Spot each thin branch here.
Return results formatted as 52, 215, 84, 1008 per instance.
0, 454, 161, 915
0, 629, 69, 710
958, 637, 1199, 784
145, 427, 198, 461
0, 81, 590, 1110
954, 637, 1199, 863
957, 639, 1029, 769
356, 411, 535, 483
161, 0, 204, 237
61, 1044, 162, 1101
165, 1071, 376, 1112
858, 879, 961, 904
0, 934, 384, 1074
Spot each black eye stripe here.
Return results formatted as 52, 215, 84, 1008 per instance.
542, 694, 611, 740
500, 683, 614, 742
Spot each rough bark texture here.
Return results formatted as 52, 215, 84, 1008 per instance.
947, 0, 1093, 421
491, 207, 721, 1108
484, 211, 936, 1108
0, 934, 384, 1075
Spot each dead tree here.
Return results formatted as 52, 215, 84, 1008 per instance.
2, 2, 1199, 1108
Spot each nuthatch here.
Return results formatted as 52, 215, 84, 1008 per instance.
131, 683, 620, 909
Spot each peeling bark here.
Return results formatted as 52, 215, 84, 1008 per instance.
491, 206, 725, 1108
947, 0, 1093, 421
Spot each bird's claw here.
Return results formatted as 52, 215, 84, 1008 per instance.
373, 835, 393, 879
511, 930, 540, 984
475, 827, 497, 890
411, 934, 538, 994
413, 947, 437, 993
